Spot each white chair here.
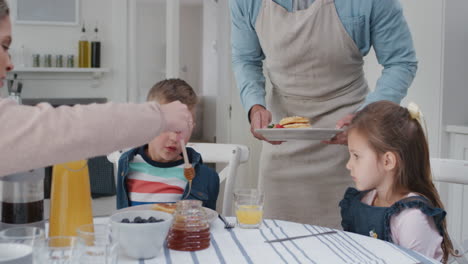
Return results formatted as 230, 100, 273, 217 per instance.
431, 158, 468, 263
187, 143, 249, 216
105, 143, 250, 216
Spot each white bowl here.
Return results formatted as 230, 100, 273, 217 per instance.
110, 210, 173, 259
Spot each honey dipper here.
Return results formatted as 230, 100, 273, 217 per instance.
180, 140, 195, 199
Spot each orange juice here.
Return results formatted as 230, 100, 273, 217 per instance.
234, 189, 264, 229
236, 205, 263, 226
49, 160, 93, 239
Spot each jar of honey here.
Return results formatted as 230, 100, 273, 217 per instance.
166, 200, 210, 251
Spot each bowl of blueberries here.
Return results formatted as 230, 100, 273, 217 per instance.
110, 210, 173, 259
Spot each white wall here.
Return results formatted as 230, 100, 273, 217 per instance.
7, 0, 126, 101
132, 1, 166, 102
440, 0, 468, 158
365, 0, 468, 157
364, 0, 445, 157
201, 0, 218, 143
180, 4, 203, 97
131, 1, 204, 137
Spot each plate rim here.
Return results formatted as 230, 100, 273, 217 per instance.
114, 203, 218, 223
254, 127, 343, 141
255, 127, 344, 132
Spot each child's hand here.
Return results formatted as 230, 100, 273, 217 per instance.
160, 101, 193, 133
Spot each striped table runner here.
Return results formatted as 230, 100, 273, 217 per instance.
95, 217, 440, 264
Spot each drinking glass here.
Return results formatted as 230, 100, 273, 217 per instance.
0, 226, 44, 247
234, 189, 264, 229
34, 236, 82, 264
76, 224, 117, 264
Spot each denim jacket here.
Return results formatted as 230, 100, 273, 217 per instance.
116, 146, 220, 210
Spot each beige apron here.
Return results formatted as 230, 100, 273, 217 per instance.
255, 0, 369, 227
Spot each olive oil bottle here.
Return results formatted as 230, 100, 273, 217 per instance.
78, 24, 90, 68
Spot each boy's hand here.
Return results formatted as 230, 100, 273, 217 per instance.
160, 101, 193, 133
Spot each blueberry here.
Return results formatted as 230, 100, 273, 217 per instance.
121, 218, 130, 223
140, 219, 148, 224
154, 219, 164, 223
134, 216, 143, 223
148, 217, 157, 223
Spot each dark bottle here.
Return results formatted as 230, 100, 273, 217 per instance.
91, 25, 101, 68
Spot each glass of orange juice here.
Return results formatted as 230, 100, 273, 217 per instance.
234, 189, 264, 229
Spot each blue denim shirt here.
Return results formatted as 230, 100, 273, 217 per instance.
116, 147, 220, 210
230, 0, 418, 113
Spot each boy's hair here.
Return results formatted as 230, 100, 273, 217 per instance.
147, 79, 198, 109
349, 101, 456, 263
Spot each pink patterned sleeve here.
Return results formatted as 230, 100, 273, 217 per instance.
390, 208, 443, 261
0, 99, 167, 176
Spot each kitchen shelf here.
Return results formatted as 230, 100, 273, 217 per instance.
11, 67, 109, 77
7, 67, 111, 87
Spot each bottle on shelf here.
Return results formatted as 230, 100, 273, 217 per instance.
91, 23, 101, 68
78, 23, 90, 68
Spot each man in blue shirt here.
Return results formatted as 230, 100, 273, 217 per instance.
230, 0, 417, 226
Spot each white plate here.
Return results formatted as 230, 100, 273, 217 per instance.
255, 128, 343, 141
115, 204, 218, 224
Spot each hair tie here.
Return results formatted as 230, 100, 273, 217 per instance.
407, 102, 428, 138
407, 102, 422, 120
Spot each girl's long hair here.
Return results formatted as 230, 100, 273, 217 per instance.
350, 101, 456, 263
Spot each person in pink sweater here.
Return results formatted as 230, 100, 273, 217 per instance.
339, 101, 457, 263
0, 0, 192, 176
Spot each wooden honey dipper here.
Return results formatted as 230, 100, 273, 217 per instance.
180, 140, 195, 199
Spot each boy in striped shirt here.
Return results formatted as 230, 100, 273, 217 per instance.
116, 79, 220, 210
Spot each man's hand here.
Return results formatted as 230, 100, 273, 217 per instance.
322, 114, 355, 145
249, 105, 282, 145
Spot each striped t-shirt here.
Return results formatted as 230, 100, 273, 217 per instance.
126, 147, 188, 206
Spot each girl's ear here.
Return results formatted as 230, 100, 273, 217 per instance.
383, 151, 397, 171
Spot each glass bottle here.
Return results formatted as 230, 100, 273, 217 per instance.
78, 24, 90, 68
91, 24, 101, 68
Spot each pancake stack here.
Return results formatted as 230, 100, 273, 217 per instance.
152, 203, 177, 214
279, 116, 311, 128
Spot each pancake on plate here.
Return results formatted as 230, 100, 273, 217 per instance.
151, 203, 177, 214
279, 116, 311, 128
